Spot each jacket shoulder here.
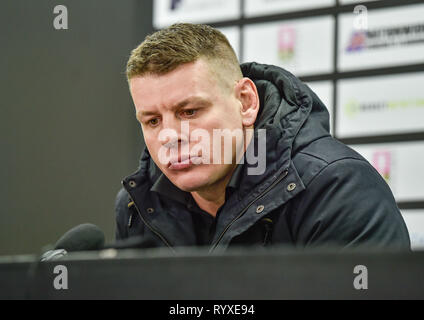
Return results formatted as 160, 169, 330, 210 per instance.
293, 136, 367, 186
290, 147, 410, 249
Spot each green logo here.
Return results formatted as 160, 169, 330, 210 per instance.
345, 100, 360, 118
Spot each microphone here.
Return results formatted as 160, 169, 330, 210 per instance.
40, 223, 162, 261
54, 223, 105, 252
40, 223, 105, 261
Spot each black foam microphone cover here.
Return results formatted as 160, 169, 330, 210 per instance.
54, 223, 105, 252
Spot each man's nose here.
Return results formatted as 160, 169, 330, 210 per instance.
161, 118, 189, 149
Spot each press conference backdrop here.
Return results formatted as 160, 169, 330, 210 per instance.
153, 0, 424, 249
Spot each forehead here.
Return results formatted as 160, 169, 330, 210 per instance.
129, 59, 220, 111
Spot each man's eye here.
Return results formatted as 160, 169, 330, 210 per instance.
182, 109, 196, 117
148, 118, 160, 126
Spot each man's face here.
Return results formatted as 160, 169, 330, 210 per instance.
130, 59, 246, 192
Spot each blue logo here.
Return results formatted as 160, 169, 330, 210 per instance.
346, 31, 366, 52
170, 0, 183, 11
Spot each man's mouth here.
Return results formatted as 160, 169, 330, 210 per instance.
167, 154, 201, 170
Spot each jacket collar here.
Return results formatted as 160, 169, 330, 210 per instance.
150, 163, 245, 207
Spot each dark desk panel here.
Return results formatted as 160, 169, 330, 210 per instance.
1, 247, 423, 299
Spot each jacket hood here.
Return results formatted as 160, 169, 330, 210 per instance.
136, 62, 331, 194
241, 62, 330, 155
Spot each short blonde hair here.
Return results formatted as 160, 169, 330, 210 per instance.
126, 23, 242, 88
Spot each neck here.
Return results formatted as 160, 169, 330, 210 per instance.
190, 170, 232, 217
190, 127, 254, 217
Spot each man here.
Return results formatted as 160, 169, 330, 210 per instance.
115, 23, 410, 252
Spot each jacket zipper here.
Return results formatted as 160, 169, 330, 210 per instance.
124, 184, 175, 253
209, 169, 289, 252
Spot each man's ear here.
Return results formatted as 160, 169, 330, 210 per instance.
235, 77, 260, 128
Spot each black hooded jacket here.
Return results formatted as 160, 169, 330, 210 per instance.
115, 62, 410, 252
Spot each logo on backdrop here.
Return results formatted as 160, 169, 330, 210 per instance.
277, 26, 296, 62
169, 0, 226, 12
371, 150, 396, 194
344, 98, 424, 118
372, 151, 392, 183
346, 23, 424, 53
346, 31, 366, 52
170, 0, 183, 11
